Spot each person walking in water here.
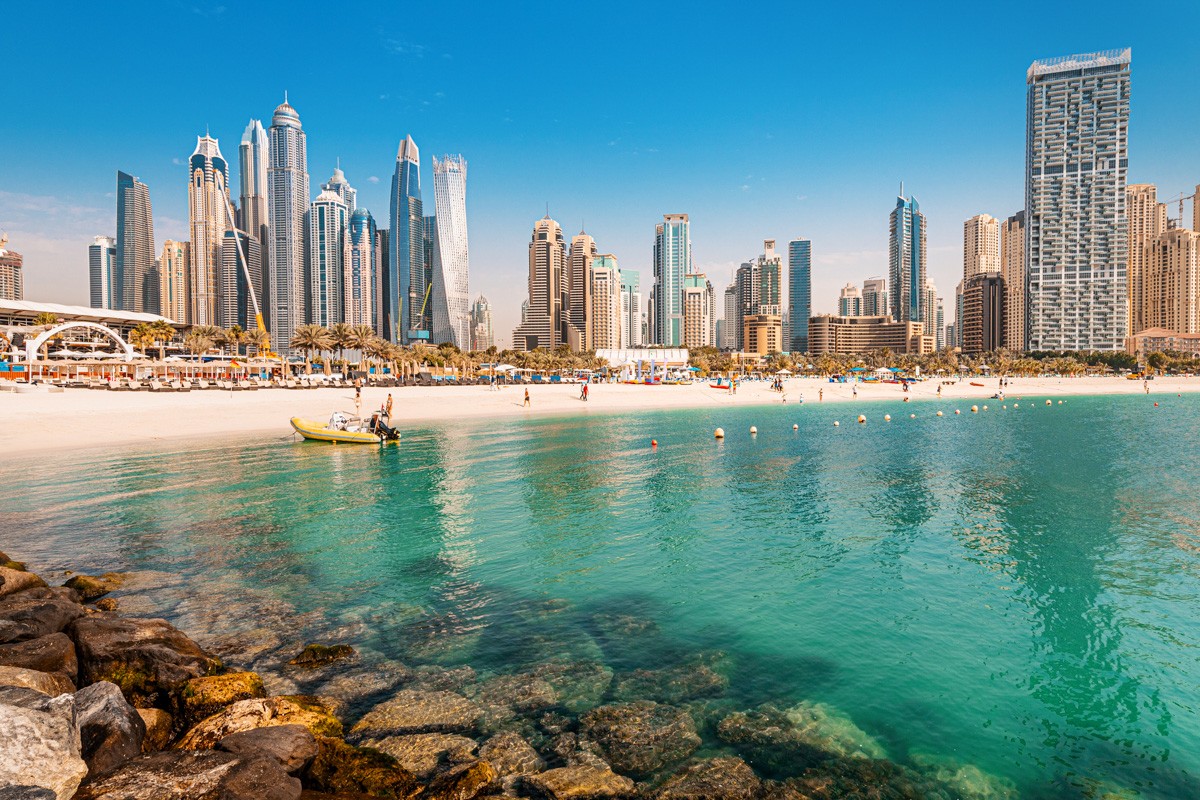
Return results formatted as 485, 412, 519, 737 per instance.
524, 388, 531, 407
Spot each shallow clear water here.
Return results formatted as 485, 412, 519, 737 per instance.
4, 392, 1200, 798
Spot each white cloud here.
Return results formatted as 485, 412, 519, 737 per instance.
367, 176, 380, 184
172, 157, 185, 166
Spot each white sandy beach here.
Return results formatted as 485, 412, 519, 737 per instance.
1, 375, 1195, 457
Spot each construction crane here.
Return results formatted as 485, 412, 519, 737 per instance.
1163, 188, 1198, 228
219, 189, 274, 358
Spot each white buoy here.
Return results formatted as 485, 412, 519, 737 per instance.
982, 405, 988, 411
1002, 405, 1007, 409
1057, 400, 1062, 404
971, 405, 978, 413
750, 426, 758, 435
1046, 399, 1052, 405
1014, 403, 1019, 408
834, 421, 840, 427
936, 411, 944, 417
884, 414, 891, 421
792, 423, 799, 430
714, 428, 725, 439
954, 409, 961, 415
857, 415, 866, 424
910, 413, 916, 418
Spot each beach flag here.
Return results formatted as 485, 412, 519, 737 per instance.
231, 359, 241, 369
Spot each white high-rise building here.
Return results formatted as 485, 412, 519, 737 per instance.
838, 283, 862, 317
591, 255, 622, 350
430, 154, 469, 349
862, 277, 887, 318
470, 295, 494, 351
188, 135, 231, 326
309, 187, 349, 328
722, 283, 738, 349
323, 165, 356, 213
1026, 50, 1131, 351
346, 209, 377, 329
620, 270, 643, 349
653, 214, 692, 345
239, 119, 269, 328
267, 97, 309, 353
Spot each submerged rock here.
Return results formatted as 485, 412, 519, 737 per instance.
781, 702, 887, 761
715, 707, 829, 777
361, 732, 478, 778
75, 680, 146, 778
654, 757, 761, 800
300, 735, 419, 797
0, 687, 87, 800
288, 643, 356, 669
0, 566, 47, 599
781, 755, 927, 800
176, 695, 343, 750
611, 658, 729, 705
547, 732, 610, 771
0, 589, 87, 643
479, 730, 546, 779
217, 723, 318, 775
909, 751, 1019, 800
63, 574, 124, 602
350, 690, 483, 739
307, 658, 414, 708
409, 664, 478, 693
522, 764, 636, 799
423, 760, 498, 800
527, 661, 613, 714
175, 671, 267, 729
0, 665, 76, 696
0, 632, 78, 682
72, 750, 301, 800
69, 617, 220, 707
579, 702, 700, 780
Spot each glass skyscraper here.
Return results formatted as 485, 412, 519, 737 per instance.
308, 187, 349, 327
788, 238, 811, 353
347, 208, 377, 330
430, 154, 470, 349
267, 97, 309, 353
889, 192, 927, 325
389, 136, 424, 343
652, 214, 691, 346
89, 235, 117, 310
116, 171, 155, 314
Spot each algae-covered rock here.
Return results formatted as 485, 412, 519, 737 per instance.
909, 751, 1018, 799
176, 695, 343, 750
351, 690, 484, 739
0, 551, 28, 572
781, 702, 887, 761
526, 661, 612, 714
0, 632, 78, 682
288, 643, 356, 668
611, 659, 728, 705
69, 617, 220, 707
0, 566, 46, 599
175, 671, 267, 729
522, 765, 636, 799
63, 574, 124, 602
301, 735, 420, 797
579, 702, 700, 780
715, 707, 829, 778
654, 757, 761, 800
361, 732, 478, 779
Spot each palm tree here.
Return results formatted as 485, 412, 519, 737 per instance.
246, 327, 271, 358
328, 322, 354, 373
31, 312, 60, 361
184, 328, 214, 357
150, 320, 176, 361
129, 323, 155, 356
289, 324, 332, 374
225, 325, 246, 358
348, 325, 375, 369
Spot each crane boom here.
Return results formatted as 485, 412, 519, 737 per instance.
219, 190, 273, 357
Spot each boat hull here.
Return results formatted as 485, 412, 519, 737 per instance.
290, 417, 382, 444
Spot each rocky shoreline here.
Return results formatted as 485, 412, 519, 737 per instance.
0, 554, 1017, 800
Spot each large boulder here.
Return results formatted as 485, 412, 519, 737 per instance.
361, 732, 478, 779
0, 589, 86, 644
0, 665, 75, 696
72, 750, 301, 800
350, 690, 483, 739
527, 661, 612, 713
175, 671, 267, 729
68, 617, 220, 707
654, 758, 761, 800
136, 708, 173, 752
75, 681, 146, 778
611, 660, 728, 705
522, 765, 636, 799
217, 724, 319, 775
300, 735, 420, 797
0, 686, 88, 800
287, 643, 356, 669
423, 760, 498, 800
0, 632, 78, 683
0, 566, 47, 599
62, 573, 124, 602
479, 730, 545, 779
176, 695, 343, 750
579, 702, 700, 779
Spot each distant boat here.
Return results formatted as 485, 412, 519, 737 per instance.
970, 381, 985, 387
290, 411, 399, 444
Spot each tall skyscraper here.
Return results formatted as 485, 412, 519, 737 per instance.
323, 165, 356, 212
787, 238, 811, 353
733, 261, 756, 351
430, 154, 470, 349
838, 283, 862, 317
652, 214, 691, 345
470, 295, 494, 351
188, 134, 231, 326
889, 192, 927, 325
309, 187, 349, 328
374, 227, 390, 340
964, 214, 1001, 279
1026, 49, 1131, 351
1001, 212, 1026, 351
116, 171, 155, 313
682, 273, 715, 348
962, 274, 1004, 354
267, 97, 309, 353
935, 296, 947, 350
923, 281, 939, 339
513, 216, 567, 351
1126, 184, 1167, 335
1144, 228, 1200, 334
591, 255, 622, 350
220, 230, 261, 330
89, 235, 117, 310
567, 231, 597, 350
347, 208, 377, 330
862, 277, 887, 319
389, 136, 424, 343
722, 283, 738, 350
239, 119, 269, 328
0, 235, 23, 301
159, 240, 189, 324
620, 270, 643, 349
757, 240, 782, 314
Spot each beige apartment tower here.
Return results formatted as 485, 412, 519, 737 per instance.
512, 216, 567, 351
567, 232, 596, 350
0, 235, 23, 301
1001, 212, 1025, 351
1127, 184, 1168, 335
590, 255, 622, 350
963, 214, 1001, 279
1143, 228, 1200, 335
159, 240, 191, 324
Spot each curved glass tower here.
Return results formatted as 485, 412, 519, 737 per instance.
389, 136, 423, 343
431, 154, 470, 349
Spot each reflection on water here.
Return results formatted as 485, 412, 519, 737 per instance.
4, 394, 1200, 798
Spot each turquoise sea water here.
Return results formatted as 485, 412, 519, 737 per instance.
4, 393, 1200, 797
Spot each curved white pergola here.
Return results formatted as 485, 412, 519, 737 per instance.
25, 321, 136, 363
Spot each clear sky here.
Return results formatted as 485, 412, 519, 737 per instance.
3, 1, 1199, 346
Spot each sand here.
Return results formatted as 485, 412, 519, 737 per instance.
0, 375, 1193, 457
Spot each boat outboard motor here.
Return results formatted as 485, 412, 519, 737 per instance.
371, 409, 400, 440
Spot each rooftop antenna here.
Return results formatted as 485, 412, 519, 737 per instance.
284, 90, 289, 104
900, 180, 904, 198
545, 202, 549, 219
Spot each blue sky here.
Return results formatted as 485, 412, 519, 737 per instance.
3, 1, 1200, 346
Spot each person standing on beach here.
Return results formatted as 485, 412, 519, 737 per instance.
524, 388, 531, 407
819, 388, 823, 401
354, 378, 363, 415
385, 393, 393, 417
852, 383, 858, 398
937, 384, 942, 397
1144, 380, 1149, 394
